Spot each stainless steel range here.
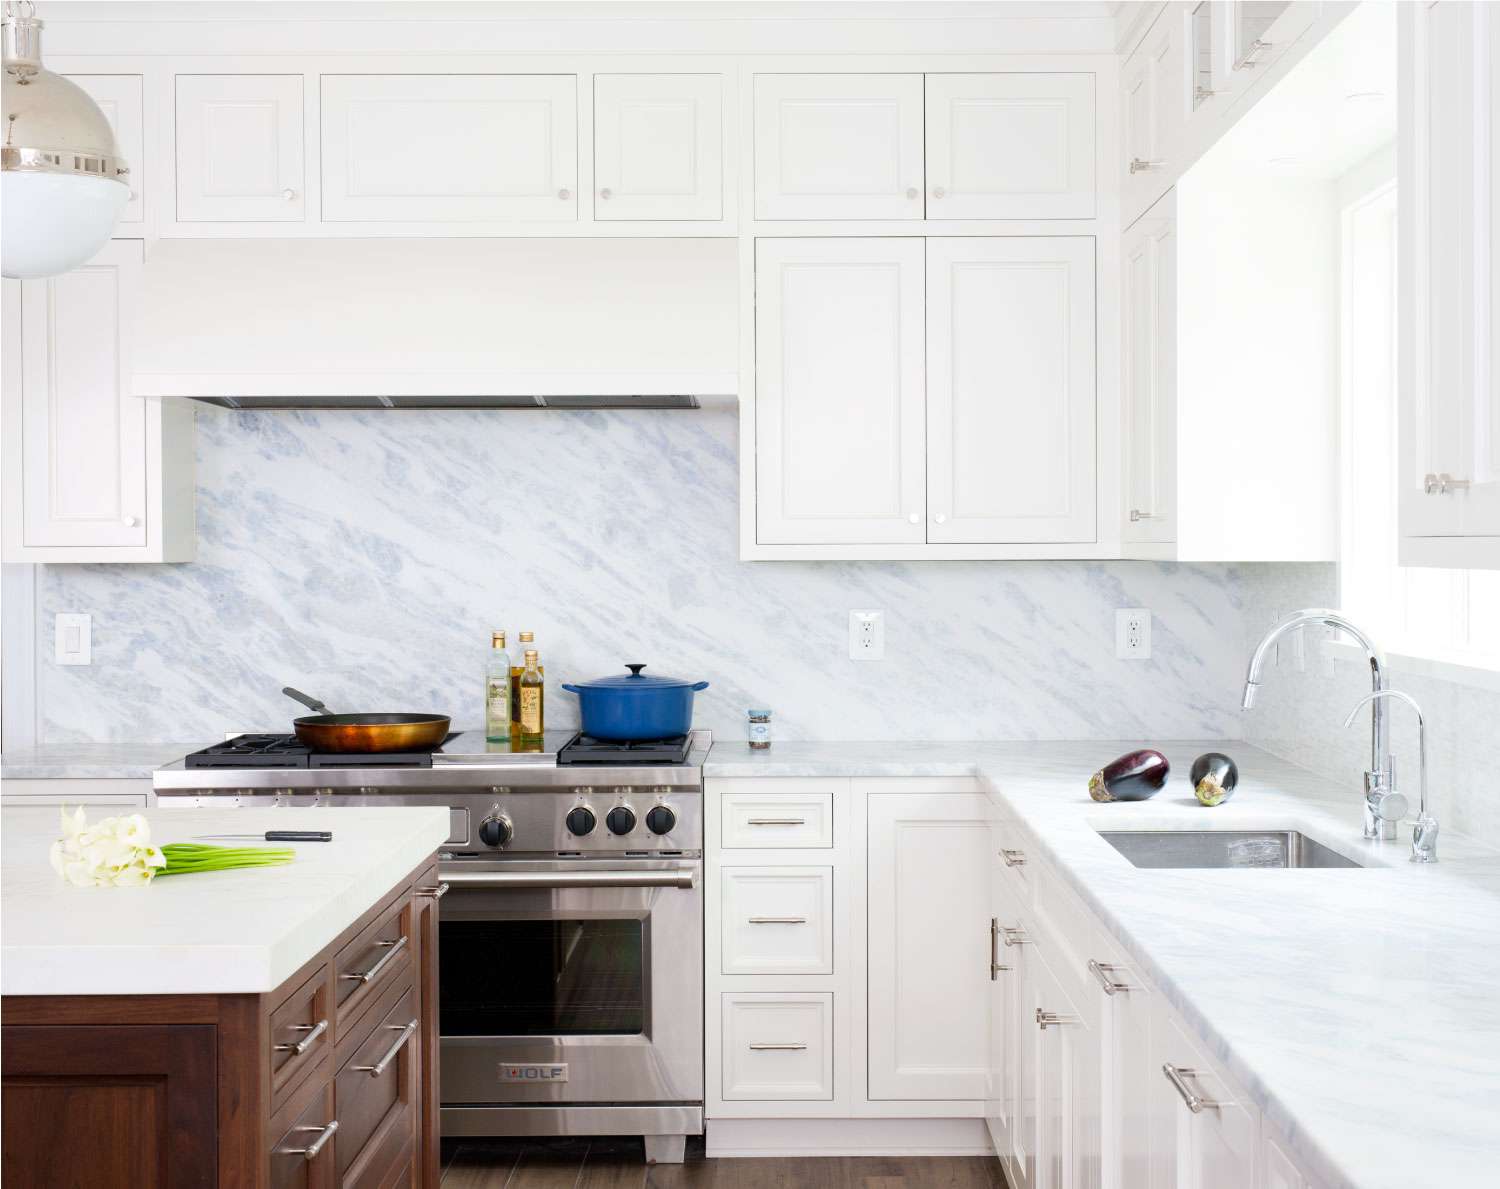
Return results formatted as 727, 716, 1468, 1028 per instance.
154, 728, 708, 1165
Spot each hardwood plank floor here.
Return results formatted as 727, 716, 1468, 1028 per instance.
440, 1138, 1006, 1189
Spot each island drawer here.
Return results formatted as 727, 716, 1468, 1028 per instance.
335, 982, 420, 1186
334, 891, 414, 1027
270, 964, 334, 1110
269, 1079, 337, 1189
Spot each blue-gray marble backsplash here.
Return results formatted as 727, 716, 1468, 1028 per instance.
35, 407, 1257, 744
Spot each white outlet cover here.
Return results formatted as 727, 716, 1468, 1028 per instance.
1115, 608, 1151, 660
849, 610, 885, 661
55, 612, 92, 666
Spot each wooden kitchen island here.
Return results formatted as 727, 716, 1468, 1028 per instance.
0, 806, 449, 1188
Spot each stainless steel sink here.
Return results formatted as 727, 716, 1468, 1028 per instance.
1098, 830, 1365, 869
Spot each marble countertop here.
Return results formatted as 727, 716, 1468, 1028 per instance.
1, 805, 449, 995
2, 741, 210, 780
707, 739, 1500, 1189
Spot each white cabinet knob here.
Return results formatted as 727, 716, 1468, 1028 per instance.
932, 186, 946, 199
558, 188, 572, 200
282, 188, 296, 201
906, 187, 919, 200
907, 512, 920, 525
122, 514, 138, 527
599, 187, 612, 200
934, 513, 948, 525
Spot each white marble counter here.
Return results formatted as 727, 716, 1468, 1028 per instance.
2, 741, 209, 780
706, 739, 1500, 1189
1, 805, 448, 996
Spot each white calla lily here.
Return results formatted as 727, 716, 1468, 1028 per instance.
50, 808, 167, 888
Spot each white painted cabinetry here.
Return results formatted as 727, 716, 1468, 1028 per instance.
1399, 0, 1500, 567
320, 74, 578, 222
1, 241, 194, 563
1149, 1000, 1258, 1189
175, 74, 305, 222
593, 74, 723, 220
1121, 15, 1181, 228
1121, 192, 1177, 546
68, 75, 144, 225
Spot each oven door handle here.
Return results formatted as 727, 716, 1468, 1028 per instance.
440, 868, 698, 890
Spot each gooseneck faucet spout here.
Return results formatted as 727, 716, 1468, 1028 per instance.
1242, 609, 1396, 839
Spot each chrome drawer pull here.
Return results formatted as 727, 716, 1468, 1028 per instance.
1162, 1063, 1220, 1114
1129, 157, 1164, 173
746, 818, 806, 826
990, 918, 1010, 979
1002, 849, 1026, 867
1088, 958, 1130, 995
1001, 926, 1029, 947
749, 1042, 807, 1051
341, 935, 407, 984
748, 916, 807, 924
1036, 1009, 1078, 1030
1234, 38, 1270, 69
275, 1018, 328, 1055
282, 1119, 338, 1160
418, 882, 450, 900
354, 1019, 418, 1077
1129, 509, 1163, 522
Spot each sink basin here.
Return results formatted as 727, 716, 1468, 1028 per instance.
1098, 830, 1364, 869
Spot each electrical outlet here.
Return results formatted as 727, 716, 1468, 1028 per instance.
1115, 609, 1151, 660
55, 613, 91, 665
849, 610, 885, 661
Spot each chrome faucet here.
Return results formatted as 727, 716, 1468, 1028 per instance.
1344, 689, 1438, 862
1242, 609, 1400, 840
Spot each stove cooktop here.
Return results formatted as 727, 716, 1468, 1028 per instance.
183, 730, 694, 770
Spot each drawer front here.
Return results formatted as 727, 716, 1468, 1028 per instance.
335, 893, 413, 1025
722, 992, 833, 1101
270, 1080, 337, 1189
270, 964, 334, 1109
720, 866, 833, 975
721, 791, 834, 849
1030, 855, 1095, 1002
335, 983, 419, 1184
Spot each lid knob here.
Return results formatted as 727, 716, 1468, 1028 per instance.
626, 664, 646, 677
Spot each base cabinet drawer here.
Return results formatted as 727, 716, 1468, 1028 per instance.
335, 894, 413, 1025
271, 1080, 337, 1189
722, 992, 834, 1101
271, 964, 334, 1110
720, 867, 834, 975
335, 983, 420, 1186
721, 791, 834, 848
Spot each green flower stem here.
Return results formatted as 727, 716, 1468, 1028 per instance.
155, 843, 295, 877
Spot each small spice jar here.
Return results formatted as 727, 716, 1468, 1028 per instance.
746, 709, 772, 750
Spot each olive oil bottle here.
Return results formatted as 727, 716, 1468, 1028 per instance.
510, 631, 539, 737
518, 649, 545, 741
484, 631, 511, 742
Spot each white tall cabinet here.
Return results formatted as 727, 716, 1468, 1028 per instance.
1399, 0, 1500, 567
1121, 192, 1177, 546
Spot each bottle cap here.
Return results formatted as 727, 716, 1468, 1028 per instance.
524, 649, 539, 662
520, 631, 535, 642
747, 709, 772, 717
492, 631, 506, 647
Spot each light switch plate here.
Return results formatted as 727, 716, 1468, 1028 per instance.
55, 613, 92, 665
849, 610, 885, 661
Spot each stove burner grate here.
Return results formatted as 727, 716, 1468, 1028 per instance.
556, 732, 692, 766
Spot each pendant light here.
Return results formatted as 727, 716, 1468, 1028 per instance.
2, 1, 129, 279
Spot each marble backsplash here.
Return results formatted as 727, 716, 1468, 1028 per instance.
32, 406, 1261, 746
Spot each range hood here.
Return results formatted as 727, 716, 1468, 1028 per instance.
133, 238, 738, 409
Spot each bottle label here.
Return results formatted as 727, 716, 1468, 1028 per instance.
748, 721, 771, 744
519, 687, 543, 734
487, 679, 509, 718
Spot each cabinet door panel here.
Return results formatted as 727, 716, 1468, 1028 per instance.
755, 238, 925, 545
69, 75, 144, 224
867, 792, 992, 1100
594, 74, 722, 220
754, 74, 924, 220
926, 237, 1096, 544
1029, 953, 1101, 1189
18, 240, 147, 548
926, 74, 1095, 220
1123, 193, 1177, 545
1090, 930, 1151, 1189
1150, 1001, 1257, 1189
321, 75, 577, 222
1122, 19, 1179, 225
176, 74, 304, 221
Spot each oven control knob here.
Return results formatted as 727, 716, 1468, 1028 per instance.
646, 806, 676, 835
478, 815, 513, 847
606, 806, 636, 836
566, 806, 597, 836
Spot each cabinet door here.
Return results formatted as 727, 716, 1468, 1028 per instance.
69, 75, 144, 224
992, 873, 1032, 1189
926, 237, 1096, 544
15, 240, 147, 548
1122, 17, 1180, 224
754, 238, 925, 545
925, 74, 1095, 220
1122, 193, 1177, 545
176, 74, 304, 221
754, 74, 924, 220
321, 75, 577, 222
867, 792, 992, 1100
1089, 933, 1151, 1189
594, 74, 722, 220
1149, 1002, 1257, 1189
1029, 953, 1101, 1189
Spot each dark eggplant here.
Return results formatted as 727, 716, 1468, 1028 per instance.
1191, 752, 1239, 806
1088, 749, 1170, 803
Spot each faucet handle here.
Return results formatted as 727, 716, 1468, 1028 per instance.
1369, 788, 1409, 823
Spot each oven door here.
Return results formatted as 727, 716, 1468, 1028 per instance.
437, 859, 703, 1108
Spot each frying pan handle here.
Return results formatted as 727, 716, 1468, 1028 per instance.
691, 681, 710, 691
283, 686, 333, 716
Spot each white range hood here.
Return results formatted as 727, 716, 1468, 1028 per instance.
133, 238, 738, 408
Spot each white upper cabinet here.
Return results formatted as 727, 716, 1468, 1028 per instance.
321, 75, 577, 222
753, 74, 925, 220
926, 237, 1096, 544
2, 241, 194, 563
754, 238, 926, 545
175, 75, 305, 222
69, 76, 144, 224
593, 74, 723, 221
1122, 195, 1176, 545
1400, 0, 1500, 566
1121, 15, 1182, 226
925, 74, 1095, 220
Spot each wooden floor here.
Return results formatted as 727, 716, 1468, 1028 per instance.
440, 1137, 1007, 1189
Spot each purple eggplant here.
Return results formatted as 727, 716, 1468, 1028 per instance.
1088, 749, 1170, 803
1191, 752, 1239, 807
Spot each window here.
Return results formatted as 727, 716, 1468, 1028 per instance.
1339, 173, 1500, 668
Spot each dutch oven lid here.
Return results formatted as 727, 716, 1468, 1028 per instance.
570, 664, 704, 691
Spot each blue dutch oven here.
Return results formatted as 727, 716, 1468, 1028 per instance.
561, 664, 710, 741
